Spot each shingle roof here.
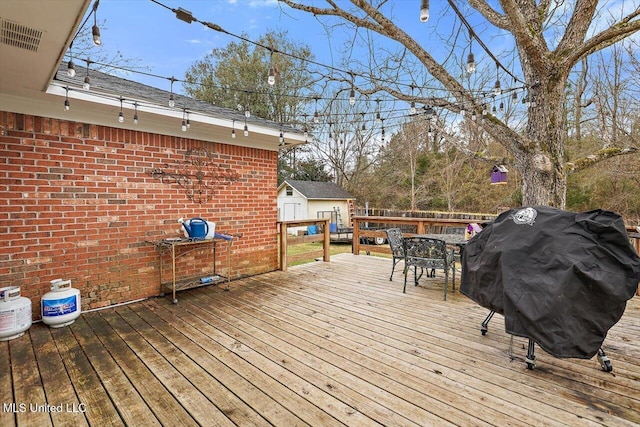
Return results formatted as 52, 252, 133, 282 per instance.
284, 180, 354, 200
54, 64, 301, 134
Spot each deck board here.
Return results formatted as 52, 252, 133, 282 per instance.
4, 253, 640, 426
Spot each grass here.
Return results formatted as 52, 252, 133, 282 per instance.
287, 241, 393, 267
288, 242, 354, 266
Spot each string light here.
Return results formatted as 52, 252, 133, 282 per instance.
244, 91, 250, 118
64, 87, 70, 111
118, 97, 124, 123
375, 99, 381, 123
243, 116, 249, 136
494, 64, 502, 96
83, 61, 91, 90
231, 119, 236, 138
279, 130, 284, 144
349, 87, 356, 106
181, 109, 187, 131
186, 112, 191, 128
410, 83, 417, 114
133, 102, 139, 124
419, 0, 430, 22
499, 101, 504, 114
66, 43, 76, 78
92, 1, 101, 46
313, 97, 320, 123
466, 34, 476, 74
267, 50, 276, 86
169, 77, 176, 107
144, 0, 532, 127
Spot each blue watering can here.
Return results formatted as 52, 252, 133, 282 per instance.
181, 217, 209, 240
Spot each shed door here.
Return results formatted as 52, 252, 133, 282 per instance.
282, 203, 299, 221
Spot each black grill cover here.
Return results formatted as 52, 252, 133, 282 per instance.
461, 206, 640, 359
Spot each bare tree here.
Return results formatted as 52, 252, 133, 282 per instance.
279, 0, 640, 208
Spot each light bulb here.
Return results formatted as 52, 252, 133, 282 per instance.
133, 114, 138, 125
169, 94, 175, 108
83, 76, 90, 90
349, 88, 356, 106
231, 129, 236, 139
243, 124, 249, 136
420, 0, 430, 22
460, 108, 466, 117
471, 112, 477, 121
268, 67, 276, 85
92, 25, 101, 46
313, 112, 319, 123
499, 101, 504, 113
494, 79, 502, 96
376, 112, 381, 123
466, 52, 476, 74
118, 111, 124, 123
67, 61, 76, 77
181, 120, 187, 131
410, 101, 416, 115
244, 106, 250, 118
64, 99, 70, 111
279, 131, 284, 143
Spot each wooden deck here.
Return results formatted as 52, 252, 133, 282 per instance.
2, 253, 639, 426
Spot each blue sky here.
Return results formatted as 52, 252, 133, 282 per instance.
84, 0, 455, 93
81, 0, 638, 112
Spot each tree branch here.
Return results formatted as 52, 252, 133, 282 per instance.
566, 147, 638, 173
555, 0, 598, 57
560, 8, 640, 68
498, 0, 551, 73
467, 0, 509, 29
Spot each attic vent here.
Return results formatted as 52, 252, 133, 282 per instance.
0, 18, 42, 52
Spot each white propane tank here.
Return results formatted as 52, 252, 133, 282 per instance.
0, 286, 32, 341
41, 279, 81, 328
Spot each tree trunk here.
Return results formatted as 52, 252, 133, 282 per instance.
516, 71, 568, 208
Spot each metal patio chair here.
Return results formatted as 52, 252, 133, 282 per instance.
385, 228, 405, 281
403, 236, 455, 300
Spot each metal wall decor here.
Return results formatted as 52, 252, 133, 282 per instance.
148, 148, 240, 203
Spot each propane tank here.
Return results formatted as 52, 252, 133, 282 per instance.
41, 279, 81, 328
0, 286, 32, 341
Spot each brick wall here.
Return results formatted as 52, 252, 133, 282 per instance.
0, 112, 279, 317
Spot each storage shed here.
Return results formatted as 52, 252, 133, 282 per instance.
277, 180, 355, 235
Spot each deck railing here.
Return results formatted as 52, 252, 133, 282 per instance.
277, 218, 330, 271
352, 215, 487, 256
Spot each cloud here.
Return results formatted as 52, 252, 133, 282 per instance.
186, 39, 202, 44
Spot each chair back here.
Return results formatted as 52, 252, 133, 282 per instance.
385, 228, 405, 258
403, 237, 451, 269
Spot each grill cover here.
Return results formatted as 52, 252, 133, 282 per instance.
461, 206, 640, 359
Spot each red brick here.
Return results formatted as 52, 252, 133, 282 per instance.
1, 112, 279, 316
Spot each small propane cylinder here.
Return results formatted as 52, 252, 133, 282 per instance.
0, 286, 32, 341
41, 279, 81, 328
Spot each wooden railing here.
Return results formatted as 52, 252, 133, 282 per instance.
352, 215, 480, 256
277, 218, 330, 271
